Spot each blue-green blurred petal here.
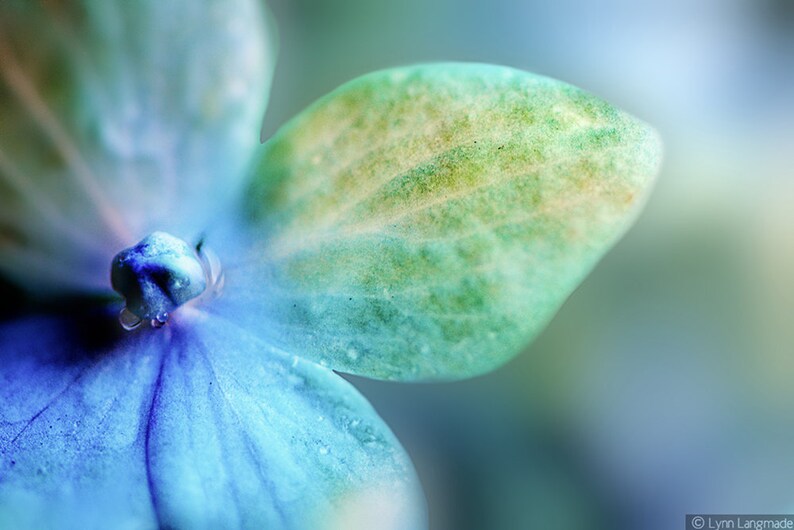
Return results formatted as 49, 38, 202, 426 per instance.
217, 63, 661, 381
0, 315, 424, 529
0, 0, 275, 294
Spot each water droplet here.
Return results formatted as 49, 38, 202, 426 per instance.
119, 307, 142, 331
151, 312, 169, 329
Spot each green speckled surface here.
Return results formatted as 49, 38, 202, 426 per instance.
223, 63, 662, 381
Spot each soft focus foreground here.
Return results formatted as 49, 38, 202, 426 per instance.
261, 0, 794, 529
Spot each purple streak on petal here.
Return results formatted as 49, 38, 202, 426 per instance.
144, 351, 167, 528
6, 370, 85, 445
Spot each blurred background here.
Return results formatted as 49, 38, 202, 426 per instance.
260, 0, 794, 528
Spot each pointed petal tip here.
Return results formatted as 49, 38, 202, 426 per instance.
224, 62, 663, 382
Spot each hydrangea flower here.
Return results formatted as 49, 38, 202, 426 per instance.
0, 1, 661, 528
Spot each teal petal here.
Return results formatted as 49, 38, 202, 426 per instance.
0, 0, 275, 294
218, 63, 662, 381
149, 312, 424, 529
0, 314, 424, 529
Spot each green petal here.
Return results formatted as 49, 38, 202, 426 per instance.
223, 63, 662, 381
0, 0, 275, 294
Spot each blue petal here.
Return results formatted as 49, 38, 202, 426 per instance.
148, 312, 425, 529
0, 317, 162, 528
0, 314, 425, 529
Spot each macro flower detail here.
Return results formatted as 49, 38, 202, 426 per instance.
0, 1, 661, 529
111, 231, 211, 329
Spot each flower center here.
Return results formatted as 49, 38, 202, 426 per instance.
110, 231, 221, 330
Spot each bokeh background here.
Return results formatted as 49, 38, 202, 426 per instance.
260, 0, 794, 528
